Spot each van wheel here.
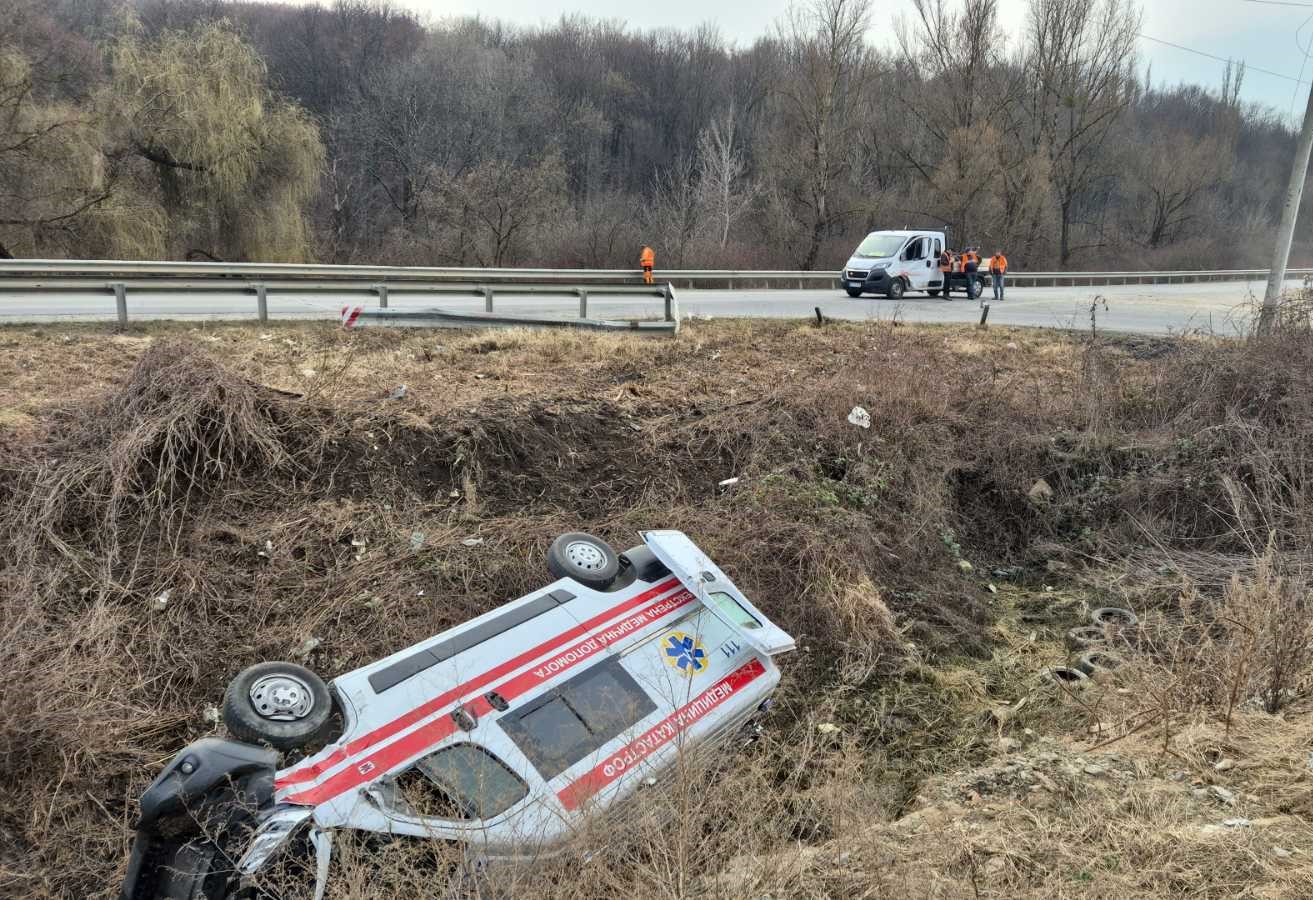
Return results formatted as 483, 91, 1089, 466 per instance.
928, 289, 941, 297
844, 287, 863, 298
547, 532, 620, 590
223, 662, 333, 752
886, 279, 905, 300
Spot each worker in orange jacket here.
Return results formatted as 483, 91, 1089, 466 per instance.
640, 246, 655, 285
989, 249, 1009, 302
938, 248, 953, 298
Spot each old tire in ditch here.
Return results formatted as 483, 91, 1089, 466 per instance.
223, 661, 333, 752
547, 532, 621, 590
1076, 649, 1125, 677
1090, 607, 1139, 629
1066, 625, 1110, 650
1040, 666, 1090, 689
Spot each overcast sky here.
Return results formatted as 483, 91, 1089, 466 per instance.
373, 0, 1313, 122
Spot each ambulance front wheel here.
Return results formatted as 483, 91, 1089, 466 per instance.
222, 661, 333, 752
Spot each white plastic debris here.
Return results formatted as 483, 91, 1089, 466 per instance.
294, 637, 322, 659
847, 406, 871, 429
149, 590, 170, 612
816, 722, 841, 735
718, 477, 741, 487
462, 537, 484, 547
386, 384, 407, 400
410, 531, 426, 550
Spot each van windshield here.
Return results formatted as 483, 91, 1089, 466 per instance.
853, 234, 906, 259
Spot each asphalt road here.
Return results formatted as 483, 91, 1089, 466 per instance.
0, 278, 1284, 335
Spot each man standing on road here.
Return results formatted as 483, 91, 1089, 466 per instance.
939, 247, 953, 299
963, 247, 980, 301
990, 250, 1008, 302
640, 245, 655, 285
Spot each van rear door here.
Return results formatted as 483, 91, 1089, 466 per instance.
641, 530, 796, 656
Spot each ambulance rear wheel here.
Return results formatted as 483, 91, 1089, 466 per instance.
844, 287, 863, 298
222, 661, 333, 752
548, 533, 621, 590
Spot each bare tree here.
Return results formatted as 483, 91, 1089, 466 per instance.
1025, 0, 1141, 264
696, 109, 755, 253
648, 153, 703, 267
770, 0, 876, 269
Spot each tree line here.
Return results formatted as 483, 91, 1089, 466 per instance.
0, 0, 1303, 271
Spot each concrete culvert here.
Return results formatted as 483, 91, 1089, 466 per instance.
1040, 666, 1090, 688
1066, 625, 1109, 650
1076, 650, 1125, 676
1090, 607, 1138, 628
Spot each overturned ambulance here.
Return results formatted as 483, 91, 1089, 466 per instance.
122, 530, 796, 899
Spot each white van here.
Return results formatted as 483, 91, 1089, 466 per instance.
122, 530, 795, 900
843, 229, 953, 299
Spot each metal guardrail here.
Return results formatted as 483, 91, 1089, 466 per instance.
0, 260, 1309, 326
4, 258, 1313, 290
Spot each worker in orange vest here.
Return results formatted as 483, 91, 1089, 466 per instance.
938, 248, 953, 298
989, 249, 1009, 302
640, 246, 655, 285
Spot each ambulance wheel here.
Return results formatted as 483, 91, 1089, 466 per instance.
547, 532, 621, 590
222, 661, 333, 752
844, 287, 863, 298
886, 279, 905, 300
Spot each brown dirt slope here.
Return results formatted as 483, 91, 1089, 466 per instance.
0, 318, 1311, 898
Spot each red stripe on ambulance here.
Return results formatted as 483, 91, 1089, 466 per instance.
277, 576, 682, 788
280, 583, 698, 804
556, 657, 767, 812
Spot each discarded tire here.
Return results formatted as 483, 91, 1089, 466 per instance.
1076, 650, 1125, 676
1040, 666, 1090, 688
1090, 607, 1138, 629
223, 661, 334, 751
1066, 625, 1109, 650
547, 532, 620, 590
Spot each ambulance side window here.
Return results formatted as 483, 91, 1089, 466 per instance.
500, 657, 656, 781
407, 743, 528, 820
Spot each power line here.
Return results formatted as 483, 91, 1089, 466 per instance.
1138, 33, 1311, 85
1243, 0, 1313, 7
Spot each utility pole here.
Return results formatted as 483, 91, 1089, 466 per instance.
1260, 79, 1313, 334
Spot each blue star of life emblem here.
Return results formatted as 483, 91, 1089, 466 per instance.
664, 632, 707, 675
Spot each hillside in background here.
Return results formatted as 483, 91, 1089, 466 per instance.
0, 0, 1305, 271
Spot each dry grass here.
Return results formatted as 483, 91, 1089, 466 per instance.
0, 316, 1311, 897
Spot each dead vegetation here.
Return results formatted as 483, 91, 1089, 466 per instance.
1, 315, 1312, 898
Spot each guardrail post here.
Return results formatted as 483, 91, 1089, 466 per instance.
483, 287, 493, 313
375, 283, 389, 308
663, 284, 676, 322
577, 288, 588, 319
255, 283, 268, 322
112, 282, 127, 329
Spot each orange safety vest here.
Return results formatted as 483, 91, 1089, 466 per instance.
964, 251, 979, 269
939, 251, 951, 272
990, 254, 1008, 275
640, 247, 655, 268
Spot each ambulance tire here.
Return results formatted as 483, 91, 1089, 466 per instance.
547, 533, 621, 590
845, 287, 863, 298
222, 662, 334, 752
886, 279, 905, 300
